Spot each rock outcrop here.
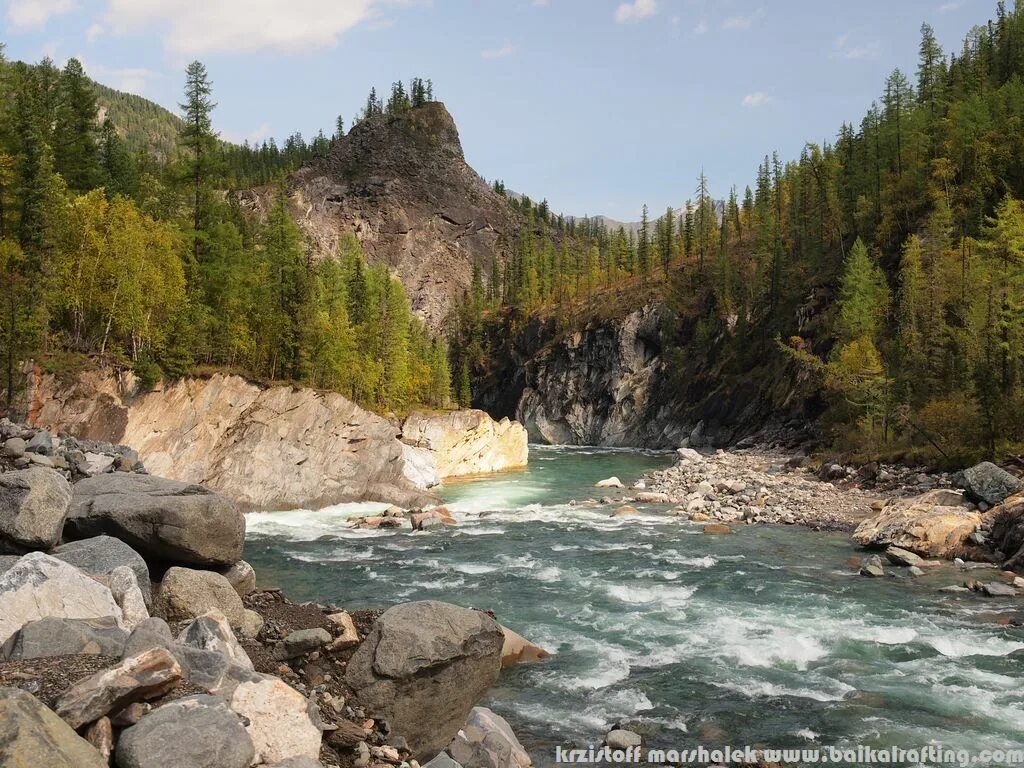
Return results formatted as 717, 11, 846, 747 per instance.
238, 102, 520, 333
402, 410, 528, 478
853, 490, 982, 559
345, 600, 504, 762
30, 370, 529, 511
986, 493, 1024, 570
476, 304, 816, 449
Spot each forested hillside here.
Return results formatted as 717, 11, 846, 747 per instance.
454, 2, 1024, 465
0, 49, 453, 415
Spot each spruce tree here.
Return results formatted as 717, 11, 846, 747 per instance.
179, 61, 218, 270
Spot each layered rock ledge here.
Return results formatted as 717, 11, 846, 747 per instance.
27, 369, 528, 511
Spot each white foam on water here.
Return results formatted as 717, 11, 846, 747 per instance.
451, 562, 499, 575
714, 678, 855, 703
534, 566, 563, 582
795, 729, 819, 741
412, 576, 466, 590
926, 633, 1024, 658
661, 551, 718, 569
453, 526, 507, 536
708, 621, 829, 671
604, 583, 697, 608
246, 501, 390, 539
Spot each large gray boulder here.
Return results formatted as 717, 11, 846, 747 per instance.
345, 600, 503, 762
958, 462, 1024, 506
52, 536, 151, 607
0, 552, 123, 645
0, 467, 72, 551
115, 694, 255, 768
1, 616, 128, 660
65, 474, 244, 566
0, 686, 108, 768
154, 567, 244, 626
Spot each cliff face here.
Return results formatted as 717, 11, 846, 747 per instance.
239, 103, 520, 332
27, 371, 529, 511
475, 304, 821, 450
402, 410, 528, 478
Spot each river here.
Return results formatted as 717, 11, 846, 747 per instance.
245, 446, 1024, 765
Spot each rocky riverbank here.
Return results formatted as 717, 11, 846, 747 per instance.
26, 368, 528, 511
0, 448, 544, 768
637, 446, 1024, 586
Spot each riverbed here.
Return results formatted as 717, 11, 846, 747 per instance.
245, 446, 1024, 765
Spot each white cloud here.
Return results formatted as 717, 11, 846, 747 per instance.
532, 0, 549, 5
480, 43, 516, 59
834, 34, 880, 60
615, 0, 656, 24
742, 91, 771, 107
86, 22, 103, 42
939, 1, 961, 12
693, 19, 708, 35
7, 0, 76, 30
81, 58, 160, 95
722, 7, 764, 30
225, 121, 273, 145
103, 0, 379, 55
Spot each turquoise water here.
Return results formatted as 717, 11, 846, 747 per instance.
245, 446, 1024, 765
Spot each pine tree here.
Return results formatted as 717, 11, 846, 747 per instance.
179, 61, 218, 270
52, 58, 100, 192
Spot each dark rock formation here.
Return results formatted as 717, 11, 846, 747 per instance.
239, 102, 520, 332
956, 462, 1024, 506
476, 303, 820, 449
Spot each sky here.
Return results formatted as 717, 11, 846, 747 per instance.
0, 0, 995, 221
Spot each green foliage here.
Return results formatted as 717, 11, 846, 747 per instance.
496, 1, 1024, 464
0, 55, 453, 415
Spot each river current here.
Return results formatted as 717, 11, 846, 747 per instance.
245, 446, 1024, 765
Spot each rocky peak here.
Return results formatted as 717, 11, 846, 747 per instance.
240, 102, 520, 331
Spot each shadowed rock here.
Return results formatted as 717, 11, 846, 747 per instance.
115, 694, 255, 768
0, 686, 108, 768
2, 616, 127, 660
346, 600, 503, 762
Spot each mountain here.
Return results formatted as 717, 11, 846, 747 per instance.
238, 102, 521, 331
93, 81, 184, 161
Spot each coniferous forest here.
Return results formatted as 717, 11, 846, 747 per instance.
0, 53, 452, 413
3, 2, 1024, 463
451, 4, 1024, 465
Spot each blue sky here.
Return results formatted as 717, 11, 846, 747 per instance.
1, 0, 993, 220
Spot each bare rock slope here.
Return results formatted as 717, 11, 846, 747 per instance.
240, 102, 520, 331
29, 371, 528, 512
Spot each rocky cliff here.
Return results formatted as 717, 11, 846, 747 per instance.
239, 103, 520, 332
26, 370, 528, 511
475, 304, 821, 449
402, 410, 528, 478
